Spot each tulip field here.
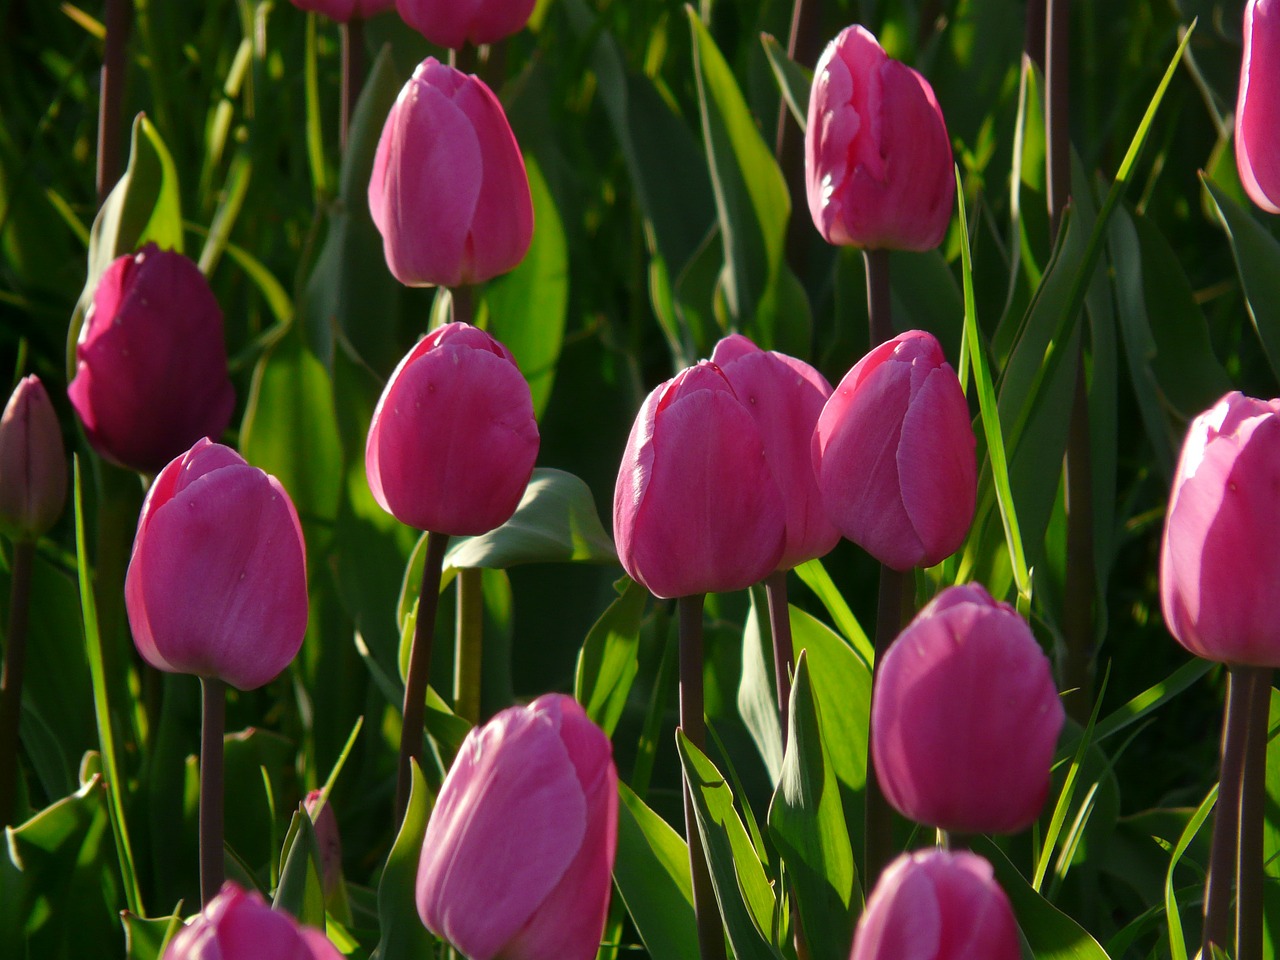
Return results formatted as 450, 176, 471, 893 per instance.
5, 0, 1280, 957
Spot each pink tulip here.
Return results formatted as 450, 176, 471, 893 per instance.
710, 335, 839, 570
163, 882, 343, 960
303, 790, 343, 900
366, 323, 539, 535
1237, 0, 1280, 214
396, 0, 536, 49
0, 376, 66, 539
850, 849, 1020, 960
369, 58, 533, 288
1161, 392, 1280, 666
613, 361, 786, 599
805, 25, 954, 251
287, 0, 394, 21
417, 694, 617, 960
125, 439, 308, 691
68, 244, 235, 475
871, 583, 1064, 835
812, 330, 975, 571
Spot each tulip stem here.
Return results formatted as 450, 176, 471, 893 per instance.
775, 0, 822, 272
97, 0, 130, 203
1203, 667, 1252, 957
1237, 666, 1271, 960
0, 539, 35, 826
678, 593, 726, 960
199, 676, 226, 906
865, 564, 908, 889
396, 531, 450, 825
450, 284, 474, 327
453, 567, 483, 725
863, 248, 893, 348
340, 17, 365, 153
764, 570, 794, 744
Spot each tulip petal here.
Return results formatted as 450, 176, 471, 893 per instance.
1237, 0, 1280, 214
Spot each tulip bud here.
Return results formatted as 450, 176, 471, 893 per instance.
303, 791, 343, 900
0, 376, 67, 539
125, 439, 308, 691
614, 361, 787, 599
1161, 392, 1280, 666
1237, 0, 1280, 214
710, 335, 839, 571
812, 330, 975, 571
68, 244, 235, 475
417, 694, 617, 960
163, 882, 343, 960
396, 0, 536, 49
366, 322, 539, 535
871, 583, 1064, 835
368, 58, 533, 288
805, 25, 954, 251
287, 0, 394, 21
850, 849, 1021, 960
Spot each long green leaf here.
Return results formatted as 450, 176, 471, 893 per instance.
575, 578, 647, 737
370, 761, 437, 960
1164, 785, 1218, 960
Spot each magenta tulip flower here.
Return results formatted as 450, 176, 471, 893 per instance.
1237, 0, 1280, 214
805, 24, 954, 251
303, 791, 343, 900
1161, 392, 1280, 666
125, 439, 308, 691
396, 0, 536, 49
68, 244, 235, 475
366, 322, 539, 535
287, 0, 394, 20
812, 330, 975, 571
369, 58, 533, 288
614, 361, 786, 599
870, 583, 1063, 835
710, 335, 839, 571
0, 376, 66, 540
164, 882, 343, 960
417, 694, 617, 960
851, 849, 1020, 960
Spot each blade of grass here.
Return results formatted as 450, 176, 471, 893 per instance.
304, 12, 328, 202
1166, 784, 1219, 960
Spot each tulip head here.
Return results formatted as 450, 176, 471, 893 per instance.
163, 882, 343, 960
125, 439, 309, 691
614, 361, 787, 598
417, 694, 617, 960
303, 790, 343, 900
850, 849, 1021, 960
805, 25, 954, 251
710, 335, 839, 570
396, 0, 536, 49
369, 58, 533, 288
287, 0, 394, 21
68, 244, 235, 475
0, 376, 67, 539
1161, 392, 1280, 666
1237, 0, 1280, 214
812, 330, 975, 570
366, 322, 539, 535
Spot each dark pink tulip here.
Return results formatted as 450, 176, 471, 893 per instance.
163, 882, 343, 960
287, 0, 394, 21
806, 25, 954, 251
417, 694, 617, 960
366, 323, 539, 535
1161, 392, 1280, 666
850, 849, 1020, 960
68, 244, 235, 475
369, 58, 533, 288
812, 330, 975, 571
0, 376, 66, 539
396, 0, 536, 49
613, 361, 786, 599
711, 335, 839, 571
1237, 0, 1280, 214
303, 790, 343, 899
871, 583, 1063, 835
125, 439, 308, 691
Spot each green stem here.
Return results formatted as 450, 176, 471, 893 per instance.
1025, 0, 1046, 70
453, 568, 483, 725
396, 531, 449, 825
1237, 666, 1271, 960
865, 565, 907, 889
0, 539, 34, 826
340, 17, 366, 153
451, 284, 474, 327
775, 0, 821, 275
1203, 668, 1250, 958
764, 570, 793, 745
199, 676, 226, 906
863, 248, 893, 348
97, 0, 131, 203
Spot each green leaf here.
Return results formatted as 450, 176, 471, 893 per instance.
791, 560, 873, 668
123, 909, 183, 960
575, 578, 647, 737
738, 585, 784, 783
370, 761, 438, 960
274, 807, 327, 929
1164, 785, 1218, 960
760, 32, 811, 131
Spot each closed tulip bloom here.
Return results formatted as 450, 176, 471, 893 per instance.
812, 330, 975, 571
397, 0, 536, 49
366, 323, 539, 535
614, 361, 786, 599
417, 694, 617, 960
0, 376, 66, 539
806, 25, 954, 251
1237, 0, 1280, 214
125, 439, 308, 691
369, 58, 533, 288
850, 849, 1020, 960
68, 244, 235, 475
710, 335, 839, 570
287, 0, 394, 21
303, 790, 343, 900
871, 583, 1064, 835
164, 882, 343, 960
1161, 392, 1280, 666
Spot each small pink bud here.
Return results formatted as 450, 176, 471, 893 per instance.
287, 0, 394, 21
303, 790, 343, 900
163, 882, 343, 960
396, 0, 536, 49
0, 376, 67, 539
1237, 0, 1280, 213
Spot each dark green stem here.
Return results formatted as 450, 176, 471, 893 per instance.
1204, 668, 1251, 958
1025, 0, 1046, 71
1237, 666, 1271, 960
0, 539, 35, 826
775, 0, 822, 275
340, 17, 366, 153
199, 676, 226, 906
453, 568, 483, 725
97, 0, 131, 203
451, 284, 474, 327
764, 570, 793, 745
1045, 0, 1071, 238
863, 248, 893, 348
396, 531, 449, 824
865, 565, 907, 889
